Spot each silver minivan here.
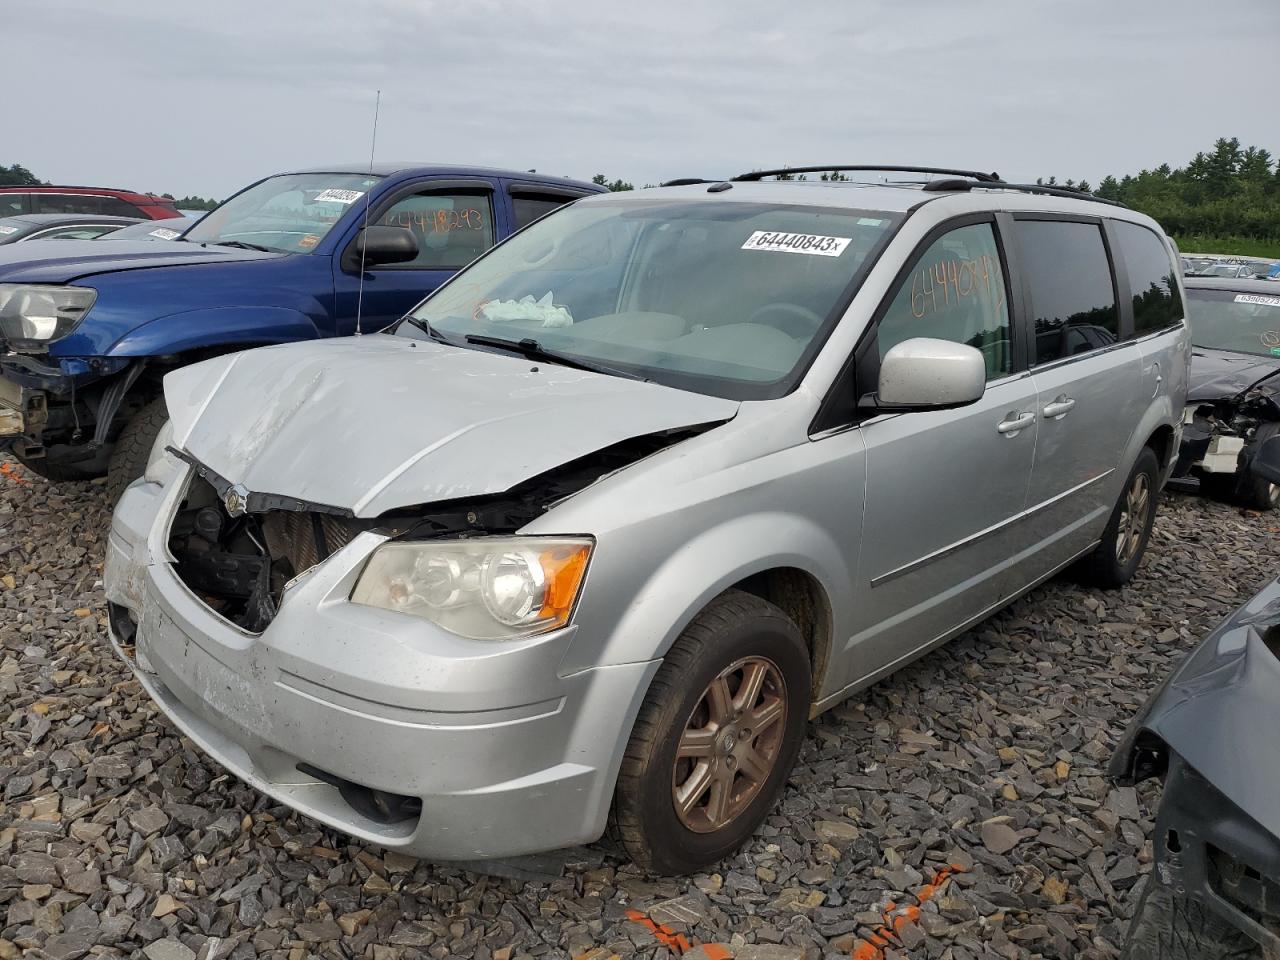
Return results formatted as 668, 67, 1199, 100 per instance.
105, 167, 1189, 874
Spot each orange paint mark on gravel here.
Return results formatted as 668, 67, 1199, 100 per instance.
849, 863, 965, 959
625, 909, 692, 955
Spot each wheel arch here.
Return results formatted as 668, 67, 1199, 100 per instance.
729, 567, 835, 710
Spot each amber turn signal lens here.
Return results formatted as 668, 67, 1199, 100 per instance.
537, 543, 592, 626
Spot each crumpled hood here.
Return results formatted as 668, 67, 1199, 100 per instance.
1188, 347, 1280, 402
0, 239, 279, 284
165, 336, 739, 517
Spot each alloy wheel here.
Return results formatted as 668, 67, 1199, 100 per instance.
672, 656, 788, 833
1116, 472, 1151, 565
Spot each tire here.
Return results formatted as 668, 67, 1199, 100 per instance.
613, 589, 811, 875
1240, 424, 1280, 512
1075, 446, 1160, 588
106, 397, 168, 502
1121, 880, 1258, 959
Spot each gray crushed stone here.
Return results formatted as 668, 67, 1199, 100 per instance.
2, 453, 1277, 959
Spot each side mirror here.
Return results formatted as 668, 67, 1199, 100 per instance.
352, 225, 419, 267
874, 337, 986, 410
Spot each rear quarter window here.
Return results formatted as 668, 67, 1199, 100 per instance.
1114, 220, 1183, 335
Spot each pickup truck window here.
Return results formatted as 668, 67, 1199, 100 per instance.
185, 173, 383, 254
513, 194, 573, 229
378, 191, 495, 268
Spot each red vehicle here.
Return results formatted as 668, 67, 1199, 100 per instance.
0, 185, 179, 220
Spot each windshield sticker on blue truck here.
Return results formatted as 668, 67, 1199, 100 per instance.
1236, 293, 1280, 308
0, 225, 18, 235
148, 228, 181, 240
314, 188, 365, 204
741, 231, 851, 257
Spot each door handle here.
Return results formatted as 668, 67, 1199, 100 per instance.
1042, 396, 1075, 419
997, 411, 1036, 435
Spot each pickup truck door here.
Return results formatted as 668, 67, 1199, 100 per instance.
331, 177, 502, 335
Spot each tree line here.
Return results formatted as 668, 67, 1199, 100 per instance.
0, 163, 220, 209
1046, 137, 1279, 257
9, 140, 1277, 256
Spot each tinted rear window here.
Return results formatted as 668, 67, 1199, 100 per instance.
1015, 219, 1119, 365
1114, 221, 1183, 334
512, 195, 573, 229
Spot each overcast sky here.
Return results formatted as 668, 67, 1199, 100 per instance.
9, 0, 1278, 200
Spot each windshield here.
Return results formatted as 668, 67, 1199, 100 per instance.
1188, 287, 1280, 358
184, 173, 382, 253
397, 198, 900, 399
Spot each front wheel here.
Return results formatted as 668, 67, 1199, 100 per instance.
106, 397, 168, 502
1240, 423, 1280, 512
1075, 447, 1160, 588
612, 590, 811, 875
1121, 881, 1258, 959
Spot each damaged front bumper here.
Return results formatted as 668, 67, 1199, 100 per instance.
0, 361, 50, 450
104, 462, 658, 860
1111, 577, 1280, 948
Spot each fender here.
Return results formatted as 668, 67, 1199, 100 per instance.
106, 306, 322, 357
571, 510, 851, 701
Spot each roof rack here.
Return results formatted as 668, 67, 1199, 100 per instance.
921, 177, 1128, 208
660, 178, 717, 187
731, 165, 1002, 183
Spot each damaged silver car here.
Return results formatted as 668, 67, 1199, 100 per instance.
105, 166, 1189, 873
1172, 277, 1280, 510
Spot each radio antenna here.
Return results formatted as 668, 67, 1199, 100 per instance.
354, 89, 381, 337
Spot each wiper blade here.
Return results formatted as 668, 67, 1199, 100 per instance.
463, 334, 646, 381
400, 316, 453, 344
211, 240, 273, 252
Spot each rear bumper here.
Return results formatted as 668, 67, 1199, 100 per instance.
104, 469, 657, 860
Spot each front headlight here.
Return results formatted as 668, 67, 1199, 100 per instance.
350, 536, 593, 640
0, 284, 96, 349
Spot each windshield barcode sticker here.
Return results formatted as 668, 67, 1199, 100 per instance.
1235, 294, 1280, 308
148, 228, 181, 240
314, 188, 364, 204
0, 225, 17, 235
742, 231, 851, 257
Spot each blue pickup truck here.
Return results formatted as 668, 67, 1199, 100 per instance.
0, 163, 604, 496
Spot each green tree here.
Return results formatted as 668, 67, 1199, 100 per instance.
1049, 137, 1280, 256
0, 163, 42, 186
591, 174, 633, 192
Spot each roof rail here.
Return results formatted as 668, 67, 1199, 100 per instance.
0, 184, 161, 197
660, 178, 716, 187
731, 165, 1002, 183
921, 178, 1128, 208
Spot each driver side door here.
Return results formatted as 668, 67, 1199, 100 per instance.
332, 178, 499, 334
844, 216, 1038, 683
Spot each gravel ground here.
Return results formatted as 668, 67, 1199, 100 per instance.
2, 454, 1278, 960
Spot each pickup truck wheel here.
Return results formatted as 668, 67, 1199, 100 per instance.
1075, 447, 1159, 589
613, 589, 810, 875
106, 398, 167, 502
